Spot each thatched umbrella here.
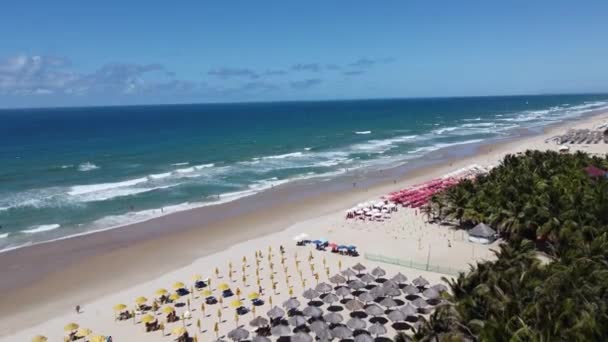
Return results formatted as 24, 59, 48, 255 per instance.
387, 309, 406, 322
354, 333, 374, 342
352, 263, 366, 274
288, 315, 308, 327
303, 306, 323, 318
345, 299, 365, 312
310, 320, 329, 334
329, 274, 346, 285
291, 332, 313, 342
252, 336, 271, 342
227, 327, 249, 341
322, 293, 339, 305
348, 279, 366, 290
370, 267, 386, 278
369, 286, 385, 298
401, 303, 417, 317
391, 272, 408, 284
249, 316, 269, 328
364, 304, 383, 317
360, 274, 375, 285
403, 285, 419, 295
283, 298, 301, 310
368, 322, 387, 337
336, 286, 351, 299
323, 312, 344, 324
380, 297, 397, 309
270, 324, 291, 337
341, 268, 357, 280
331, 326, 353, 339
267, 306, 286, 319
315, 282, 332, 293
422, 288, 440, 300
357, 292, 374, 304
411, 298, 428, 308
382, 280, 398, 290
412, 276, 430, 288
385, 287, 402, 298
431, 284, 449, 293
346, 317, 367, 330
302, 288, 320, 301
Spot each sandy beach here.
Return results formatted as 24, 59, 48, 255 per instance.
1, 111, 607, 341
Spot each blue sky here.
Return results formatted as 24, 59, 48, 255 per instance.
1, 1, 607, 107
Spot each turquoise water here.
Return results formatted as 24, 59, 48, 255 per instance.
1, 94, 607, 250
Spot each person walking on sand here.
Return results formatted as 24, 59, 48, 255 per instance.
75, 305, 81, 314
259, 285, 264, 295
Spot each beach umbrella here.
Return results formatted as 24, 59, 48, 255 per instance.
381, 280, 398, 290
323, 312, 344, 324
354, 334, 374, 342
302, 288, 320, 300
230, 299, 243, 308
192, 274, 202, 281
364, 304, 383, 317
218, 283, 231, 291
422, 288, 440, 300
360, 274, 375, 285
369, 322, 387, 337
380, 297, 398, 309
336, 286, 351, 299
113, 304, 127, 311
31, 336, 47, 342
352, 263, 366, 274
331, 326, 353, 339
386, 287, 402, 298
161, 305, 175, 314
173, 281, 186, 290
341, 268, 357, 280
391, 273, 408, 284
135, 296, 147, 305
412, 276, 430, 288
283, 298, 301, 310
169, 293, 181, 302
291, 332, 313, 342
202, 289, 214, 297
345, 299, 365, 312
388, 310, 406, 322
357, 292, 374, 304
431, 284, 449, 293
267, 306, 286, 319
64, 323, 79, 332
310, 320, 329, 334
288, 315, 308, 327
252, 336, 271, 342
411, 298, 428, 308
370, 267, 386, 278
271, 324, 291, 337
249, 316, 269, 328
322, 293, 339, 305
141, 314, 156, 324
303, 305, 323, 318
248, 292, 260, 300
346, 317, 367, 330
369, 286, 385, 299
348, 279, 366, 290
227, 327, 249, 341
155, 288, 168, 296
329, 274, 346, 285
89, 335, 105, 342
403, 285, 419, 295
172, 326, 187, 337
401, 303, 417, 317
315, 282, 332, 293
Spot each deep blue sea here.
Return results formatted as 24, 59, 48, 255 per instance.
1, 94, 607, 251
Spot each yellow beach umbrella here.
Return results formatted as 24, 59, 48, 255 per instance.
172, 326, 187, 336
76, 328, 92, 338
202, 289, 213, 297
230, 299, 243, 308
90, 335, 105, 342
247, 292, 260, 300
135, 296, 147, 305
113, 303, 127, 311
169, 293, 181, 301
141, 314, 156, 324
173, 281, 186, 289
155, 288, 168, 296
192, 274, 202, 281
64, 323, 79, 332
31, 335, 47, 342
162, 306, 175, 314
218, 283, 230, 291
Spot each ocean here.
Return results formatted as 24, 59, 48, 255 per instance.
1, 94, 607, 251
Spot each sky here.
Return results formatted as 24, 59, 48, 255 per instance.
1, 1, 607, 108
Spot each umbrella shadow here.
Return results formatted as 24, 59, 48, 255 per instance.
308, 300, 324, 307
392, 322, 411, 331
327, 305, 344, 312
349, 311, 368, 319
369, 316, 388, 325
375, 337, 392, 342
375, 277, 388, 284
405, 294, 420, 301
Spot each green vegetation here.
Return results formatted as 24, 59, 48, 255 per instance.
403, 150, 608, 341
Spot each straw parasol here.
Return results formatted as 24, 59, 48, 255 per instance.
370, 267, 386, 278
422, 288, 440, 300
303, 305, 323, 318
173, 282, 186, 290
403, 284, 419, 295
369, 286, 385, 298
341, 268, 357, 280
310, 320, 329, 334
369, 322, 387, 337
155, 288, 168, 296
288, 315, 308, 327
431, 283, 449, 293
345, 299, 365, 311
364, 304, 383, 317
346, 317, 367, 330
401, 303, 417, 317
162, 305, 175, 314
227, 327, 249, 341
412, 276, 430, 288
322, 293, 339, 305
249, 316, 269, 328
360, 274, 375, 284
267, 306, 285, 319
354, 334, 374, 342
64, 323, 79, 332
283, 298, 301, 310
331, 326, 353, 339
391, 272, 408, 284
31, 335, 47, 342
323, 312, 344, 324
411, 297, 428, 308
348, 279, 366, 290
270, 324, 291, 337
388, 310, 406, 322
141, 314, 156, 324
380, 297, 398, 309
172, 326, 187, 337
329, 274, 346, 285
113, 304, 127, 311
315, 282, 332, 293
302, 288, 320, 300
135, 296, 147, 305
385, 287, 402, 297
291, 332, 313, 342
336, 286, 351, 298
381, 280, 398, 290
357, 292, 374, 304
352, 262, 366, 274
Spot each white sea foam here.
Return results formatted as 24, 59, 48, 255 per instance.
60, 164, 73, 169
172, 162, 190, 166
0, 233, 8, 239
149, 172, 172, 179
22, 224, 60, 234
194, 163, 215, 170
68, 177, 148, 196
409, 139, 484, 155
351, 135, 418, 153
77, 162, 99, 172
355, 131, 372, 135
77, 184, 178, 202
262, 152, 305, 160
304, 147, 312, 151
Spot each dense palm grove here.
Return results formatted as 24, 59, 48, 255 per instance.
402, 150, 608, 341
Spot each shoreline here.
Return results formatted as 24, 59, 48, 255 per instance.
1, 110, 607, 338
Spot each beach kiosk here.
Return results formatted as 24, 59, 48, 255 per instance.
468, 223, 497, 244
